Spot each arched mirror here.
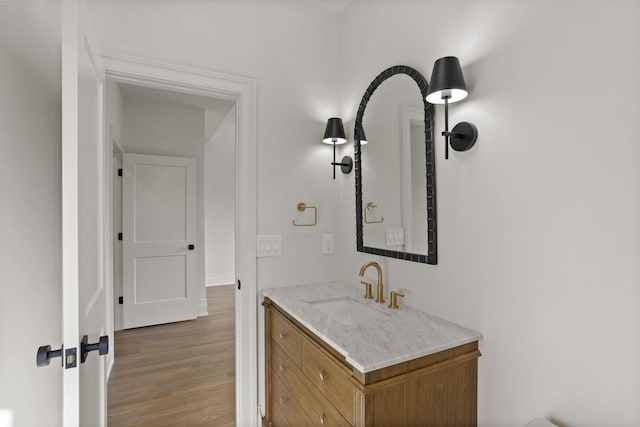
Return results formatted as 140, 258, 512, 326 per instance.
355, 65, 437, 264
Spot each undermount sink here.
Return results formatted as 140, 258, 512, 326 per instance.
307, 296, 389, 325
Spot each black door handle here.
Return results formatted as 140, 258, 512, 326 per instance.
36, 345, 63, 367
188, 244, 195, 250
81, 335, 109, 363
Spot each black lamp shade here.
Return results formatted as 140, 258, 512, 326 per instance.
355, 126, 368, 145
425, 56, 468, 104
323, 117, 347, 144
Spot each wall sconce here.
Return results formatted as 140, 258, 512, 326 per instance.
355, 126, 368, 145
323, 117, 353, 179
426, 56, 478, 160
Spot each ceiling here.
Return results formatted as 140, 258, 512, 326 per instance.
297, 0, 353, 14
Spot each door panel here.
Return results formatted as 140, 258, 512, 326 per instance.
62, 0, 108, 425
135, 255, 187, 302
134, 164, 188, 242
123, 153, 197, 329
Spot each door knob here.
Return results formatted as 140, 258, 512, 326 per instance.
36, 345, 63, 367
80, 335, 109, 363
188, 244, 195, 250
36, 345, 76, 368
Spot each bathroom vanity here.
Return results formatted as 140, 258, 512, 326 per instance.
262, 282, 482, 427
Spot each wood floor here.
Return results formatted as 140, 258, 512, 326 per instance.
108, 285, 236, 427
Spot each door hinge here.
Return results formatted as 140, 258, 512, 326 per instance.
237, 280, 241, 290
118, 168, 122, 176
118, 296, 123, 305
118, 232, 123, 241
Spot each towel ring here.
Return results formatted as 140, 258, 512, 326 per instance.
364, 202, 383, 224
293, 202, 317, 227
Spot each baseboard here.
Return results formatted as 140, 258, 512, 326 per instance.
206, 272, 235, 287
197, 298, 209, 317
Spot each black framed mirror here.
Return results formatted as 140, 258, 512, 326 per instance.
354, 65, 437, 264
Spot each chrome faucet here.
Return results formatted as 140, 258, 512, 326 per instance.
359, 261, 385, 303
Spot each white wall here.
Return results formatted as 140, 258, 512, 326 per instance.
88, 0, 343, 288
205, 106, 236, 286
0, 1, 62, 425
122, 100, 208, 315
338, 1, 640, 426
86, 1, 640, 425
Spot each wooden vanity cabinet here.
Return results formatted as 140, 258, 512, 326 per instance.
263, 298, 480, 427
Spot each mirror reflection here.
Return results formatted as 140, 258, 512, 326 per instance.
355, 65, 437, 264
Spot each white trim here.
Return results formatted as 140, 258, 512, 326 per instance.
110, 125, 125, 154
111, 140, 123, 333
400, 105, 424, 252
197, 298, 209, 317
206, 273, 236, 287
102, 52, 258, 427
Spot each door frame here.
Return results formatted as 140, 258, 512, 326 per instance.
102, 53, 258, 427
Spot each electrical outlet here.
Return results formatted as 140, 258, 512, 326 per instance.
322, 234, 334, 255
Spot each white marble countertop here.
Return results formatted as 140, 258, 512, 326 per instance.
262, 281, 482, 373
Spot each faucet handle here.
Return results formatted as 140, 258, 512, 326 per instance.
360, 281, 374, 299
388, 291, 405, 309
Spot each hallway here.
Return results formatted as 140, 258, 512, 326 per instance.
108, 285, 236, 426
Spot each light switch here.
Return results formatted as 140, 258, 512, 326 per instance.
257, 235, 282, 257
322, 234, 334, 255
385, 228, 405, 246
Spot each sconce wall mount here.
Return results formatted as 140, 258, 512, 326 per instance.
426, 56, 478, 159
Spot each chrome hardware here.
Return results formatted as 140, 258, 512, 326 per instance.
319, 370, 327, 381
279, 397, 288, 405
278, 332, 288, 340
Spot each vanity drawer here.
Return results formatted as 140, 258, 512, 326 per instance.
271, 367, 313, 427
269, 403, 291, 427
272, 344, 351, 427
270, 309, 302, 365
300, 338, 355, 425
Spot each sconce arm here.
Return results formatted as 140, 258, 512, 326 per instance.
441, 131, 465, 139
331, 156, 353, 174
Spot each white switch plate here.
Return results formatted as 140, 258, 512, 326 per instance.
385, 228, 405, 246
257, 235, 282, 257
322, 234, 334, 255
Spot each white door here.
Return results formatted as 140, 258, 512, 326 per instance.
122, 153, 197, 329
61, 0, 109, 426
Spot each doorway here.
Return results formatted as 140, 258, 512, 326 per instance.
103, 54, 258, 427
110, 84, 236, 330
